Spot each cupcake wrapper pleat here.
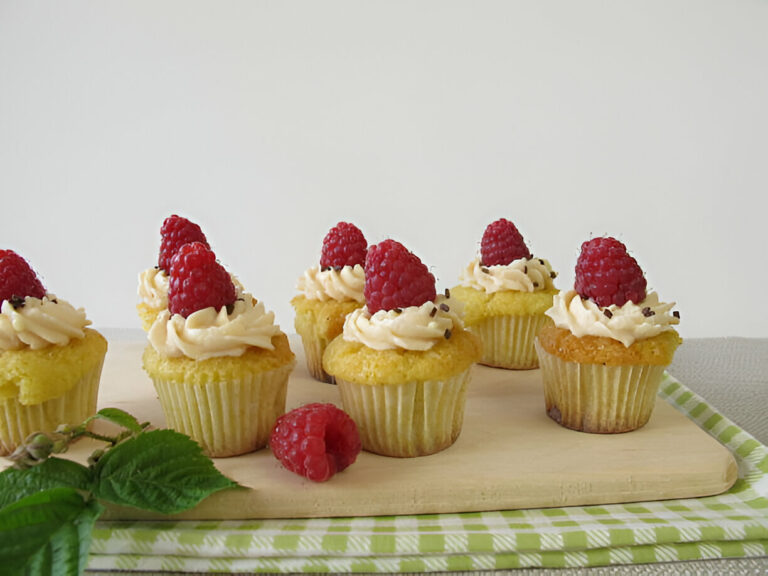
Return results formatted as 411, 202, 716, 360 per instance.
0, 358, 105, 456
535, 341, 666, 434
151, 363, 292, 458
297, 331, 335, 384
336, 369, 470, 458
471, 314, 550, 369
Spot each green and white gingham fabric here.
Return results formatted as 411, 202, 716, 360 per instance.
87, 374, 768, 572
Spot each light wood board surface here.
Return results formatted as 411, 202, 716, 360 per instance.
23, 338, 740, 520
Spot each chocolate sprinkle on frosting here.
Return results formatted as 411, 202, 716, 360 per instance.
444, 328, 452, 339
642, 307, 655, 317
550, 271, 557, 279
481, 266, 490, 274
673, 310, 680, 319
533, 281, 539, 288
394, 308, 402, 314
444, 287, 451, 298
539, 258, 544, 265
430, 307, 437, 317
524, 265, 528, 274
9, 296, 25, 309
439, 303, 450, 312
603, 309, 613, 319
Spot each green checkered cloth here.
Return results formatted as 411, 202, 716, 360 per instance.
87, 374, 768, 572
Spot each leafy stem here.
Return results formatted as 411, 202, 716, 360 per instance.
0, 407, 239, 576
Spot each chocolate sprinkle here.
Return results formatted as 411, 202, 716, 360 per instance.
430, 307, 437, 317
9, 296, 25, 309
673, 310, 680, 319
642, 307, 655, 317
603, 309, 613, 319
524, 265, 528, 274
444, 287, 451, 298
539, 258, 544, 265
394, 308, 402, 314
444, 328, 452, 339
481, 266, 490, 274
533, 281, 539, 288
550, 271, 557, 279
439, 303, 450, 312
226, 303, 235, 315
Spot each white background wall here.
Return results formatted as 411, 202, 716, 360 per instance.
1, 1, 766, 339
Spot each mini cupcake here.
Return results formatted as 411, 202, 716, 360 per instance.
323, 239, 482, 458
142, 242, 295, 457
291, 222, 367, 383
535, 237, 682, 434
0, 250, 107, 455
451, 218, 558, 369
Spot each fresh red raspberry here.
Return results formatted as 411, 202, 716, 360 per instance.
158, 214, 209, 272
364, 239, 436, 314
319, 222, 367, 269
574, 237, 647, 308
270, 403, 361, 482
0, 249, 46, 305
167, 242, 236, 318
480, 218, 532, 266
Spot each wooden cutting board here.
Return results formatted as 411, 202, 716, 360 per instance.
16, 337, 739, 520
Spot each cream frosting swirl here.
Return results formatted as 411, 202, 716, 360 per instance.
546, 290, 680, 347
459, 257, 556, 293
0, 295, 90, 351
297, 264, 365, 302
147, 295, 281, 360
138, 268, 245, 309
343, 295, 464, 351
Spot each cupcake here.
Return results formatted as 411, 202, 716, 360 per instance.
323, 239, 482, 458
451, 218, 558, 369
142, 242, 295, 457
291, 222, 367, 383
535, 236, 682, 434
137, 214, 209, 332
0, 250, 107, 456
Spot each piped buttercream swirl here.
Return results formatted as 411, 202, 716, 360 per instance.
343, 295, 464, 351
459, 257, 556, 293
0, 295, 90, 351
546, 290, 680, 347
297, 265, 365, 302
147, 295, 281, 360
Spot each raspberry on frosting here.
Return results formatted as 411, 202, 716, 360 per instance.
158, 214, 209, 272
574, 236, 647, 308
480, 218, 532, 266
167, 242, 236, 318
270, 403, 361, 482
364, 239, 436, 314
0, 249, 46, 305
320, 222, 367, 269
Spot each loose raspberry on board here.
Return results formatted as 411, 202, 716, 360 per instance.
574, 237, 647, 308
158, 214, 209, 272
480, 218, 532, 266
167, 242, 236, 318
320, 222, 367, 269
270, 403, 361, 482
364, 239, 436, 314
0, 249, 46, 305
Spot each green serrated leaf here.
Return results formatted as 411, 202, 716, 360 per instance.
0, 487, 103, 576
93, 407, 144, 432
0, 459, 93, 510
93, 429, 238, 514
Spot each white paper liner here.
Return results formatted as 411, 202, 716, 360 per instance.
0, 358, 104, 456
336, 369, 471, 458
151, 362, 293, 458
535, 341, 667, 433
297, 331, 334, 384
471, 314, 549, 369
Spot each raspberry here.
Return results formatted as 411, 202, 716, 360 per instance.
0, 250, 46, 304
480, 218, 532, 266
270, 403, 361, 482
319, 222, 367, 268
364, 239, 436, 314
574, 237, 647, 308
158, 214, 209, 272
167, 242, 236, 318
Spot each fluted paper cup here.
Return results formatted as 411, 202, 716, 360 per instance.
471, 314, 550, 369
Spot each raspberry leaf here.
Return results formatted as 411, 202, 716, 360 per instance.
0, 487, 103, 576
92, 429, 239, 513
0, 459, 93, 509
90, 407, 145, 433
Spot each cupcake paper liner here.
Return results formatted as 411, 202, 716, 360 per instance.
0, 358, 104, 456
297, 331, 335, 384
471, 314, 550, 369
336, 369, 471, 458
151, 363, 292, 458
535, 341, 667, 434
